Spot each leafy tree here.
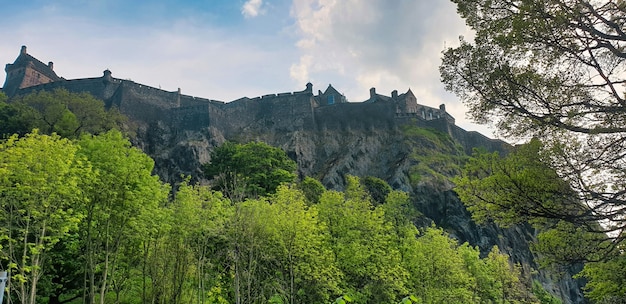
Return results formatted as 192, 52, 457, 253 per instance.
10, 88, 126, 138
360, 176, 392, 206
574, 246, 626, 302
0, 131, 91, 304
454, 141, 579, 228
76, 130, 169, 304
37, 233, 84, 304
227, 198, 278, 304
203, 141, 297, 200
146, 179, 233, 304
400, 226, 473, 303
179, 180, 234, 304
297, 176, 326, 205
441, 0, 626, 259
267, 185, 341, 304
318, 176, 407, 303
0, 93, 31, 137
454, 141, 617, 265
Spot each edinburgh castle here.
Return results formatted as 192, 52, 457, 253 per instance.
2, 46, 504, 154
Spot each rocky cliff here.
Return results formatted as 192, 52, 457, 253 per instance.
134, 112, 586, 304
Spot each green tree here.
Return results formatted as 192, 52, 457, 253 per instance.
297, 176, 326, 205
145, 179, 233, 304
0, 92, 32, 137
11, 88, 126, 138
400, 226, 473, 303
76, 130, 169, 304
317, 176, 407, 303
360, 176, 392, 206
454, 141, 616, 265
440, 0, 626, 261
227, 198, 276, 304
203, 141, 297, 200
0, 131, 91, 304
267, 185, 341, 304
453, 141, 579, 228
575, 251, 626, 303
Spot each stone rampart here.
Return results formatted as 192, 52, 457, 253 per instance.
314, 102, 396, 131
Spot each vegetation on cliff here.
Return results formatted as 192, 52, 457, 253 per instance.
0, 129, 549, 304
0, 89, 127, 139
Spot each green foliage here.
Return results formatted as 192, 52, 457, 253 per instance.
0, 133, 534, 304
575, 252, 626, 302
400, 295, 419, 304
360, 176, 391, 206
441, 1, 626, 300
10, 88, 126, 138
203, 141, 297, 200
0, 131, 91, 303
455, 140, 615, 267
298, 176, 326, 204
454, 139, 577, 227
77, 130, 169, 303
335, 294, 353, 304
319, 176, 408, 303
0, 94, 31, 138
401, 125, 465, 186
532, 280, 562, 304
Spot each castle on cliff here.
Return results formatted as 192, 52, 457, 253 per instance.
2, 46, 502, 152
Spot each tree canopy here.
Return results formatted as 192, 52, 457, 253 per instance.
2, 88, 127, 139
441, 0, 626, 300
0, 130, 537, 303
202, 141, 297, 200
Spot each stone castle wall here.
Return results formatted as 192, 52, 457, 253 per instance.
314, 101, 396, 131
5, 67, 507, 151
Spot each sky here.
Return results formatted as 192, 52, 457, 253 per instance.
0, 0, 495, 137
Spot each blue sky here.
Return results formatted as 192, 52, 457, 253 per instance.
0, 0, 495, 136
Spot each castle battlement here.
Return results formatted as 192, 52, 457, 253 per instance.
2, 46, 457, 135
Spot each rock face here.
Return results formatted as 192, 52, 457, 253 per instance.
2, 46, 586, 303
138, 116, 585, 304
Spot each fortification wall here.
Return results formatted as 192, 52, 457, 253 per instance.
449, 125, 509, 154
171, 104, 211, 130
14, 77, 119, 102
218, 92, 316, 136
122, 81, 179, 109
114, 82, 173, 124
8, 69, 507, 155
314, 102, 396, 131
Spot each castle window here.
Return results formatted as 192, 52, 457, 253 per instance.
429, 112, 433, 119
328, 95, 335, 105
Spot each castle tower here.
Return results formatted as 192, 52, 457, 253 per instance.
2, 45, 62, 97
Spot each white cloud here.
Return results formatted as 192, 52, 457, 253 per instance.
288, 0, 492, 134
242, 0, 264, 18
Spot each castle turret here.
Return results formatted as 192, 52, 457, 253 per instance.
3, 46, 62, 97
102, 69, 113, 83
370, 87, 376, 99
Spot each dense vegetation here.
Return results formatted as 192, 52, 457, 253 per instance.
441, 0, 626, 302
0, 129, 542, 304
